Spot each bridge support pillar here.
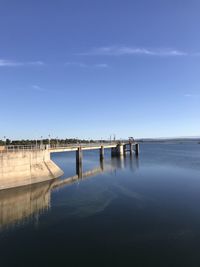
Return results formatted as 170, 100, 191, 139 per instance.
76, 147, 83, 178
111, 144, 124, 157
117, 144, 124, 156
130, 143, 133, 155
100, 146, 104, 160
123, 144, 126, 155
135, 143, 139, 156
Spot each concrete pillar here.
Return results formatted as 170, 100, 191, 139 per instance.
135, 143, 139, 156
76, 147, 83, 178
117, 144, 124, 156
100, 146, 104, 160
123, 144, 126, 155
111, 144, 124, 157
111, 147, 116, 157
130, 143, 133, 155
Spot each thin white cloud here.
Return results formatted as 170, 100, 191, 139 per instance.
65, 62, 88, 68
192, 52, 200, 57
65, 62, 109, 68
31, 85, 45, 92
184, 94, 200, 98
0, 59, 45, 67
78, 46, 188, 57
94, 63, 109, 68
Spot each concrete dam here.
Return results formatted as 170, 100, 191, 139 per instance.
0, 149, 63, 190
0, 142, 139, 190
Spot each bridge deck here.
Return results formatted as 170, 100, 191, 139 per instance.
50, 144, 118, 153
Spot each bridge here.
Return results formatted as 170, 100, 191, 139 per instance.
49, 142, 139, 178
0, 141, 139, 190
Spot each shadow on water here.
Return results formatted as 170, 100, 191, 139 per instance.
0, 154, 139, 230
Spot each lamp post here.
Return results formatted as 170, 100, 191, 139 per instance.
48, 134, 51, 148
3, 136, 6, 146
41, 136, 43, 148
56, 136, 59, 147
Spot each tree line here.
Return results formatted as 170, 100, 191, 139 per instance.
0, 138, 111, 146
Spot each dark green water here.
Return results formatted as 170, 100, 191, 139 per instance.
1, 143, 200, 267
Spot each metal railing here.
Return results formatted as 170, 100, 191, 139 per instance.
49, 142, 119, 149
0, 145, 45, 153
0, 141, 133, 153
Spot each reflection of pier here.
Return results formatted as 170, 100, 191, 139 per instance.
51, 164, 112, 190
0, 181, 52, 229
0, 155, 139, 229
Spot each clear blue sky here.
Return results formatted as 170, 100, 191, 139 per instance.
1, 0, 200, 140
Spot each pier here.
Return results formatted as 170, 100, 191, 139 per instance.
50, 141, 139, 177
0, 141, 139, 190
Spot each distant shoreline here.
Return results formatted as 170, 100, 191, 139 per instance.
138, 140, 200, 144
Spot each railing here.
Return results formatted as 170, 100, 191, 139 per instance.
0, 141, 133, 153
0, 145, 45, 153
49, 142, 120, 149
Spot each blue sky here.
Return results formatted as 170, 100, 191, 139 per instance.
0, 0, 200, 140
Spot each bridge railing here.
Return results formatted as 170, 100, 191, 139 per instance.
0, 141, 132, 153
49, 142, 119, 149
0, 145, 45, 153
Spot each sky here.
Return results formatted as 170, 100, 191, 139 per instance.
0, 0, 200, 140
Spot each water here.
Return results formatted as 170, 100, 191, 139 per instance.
1, 143, 200, 267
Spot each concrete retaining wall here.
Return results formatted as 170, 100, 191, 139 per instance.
0, 150, 63, 190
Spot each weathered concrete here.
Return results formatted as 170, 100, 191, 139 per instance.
135, 143, 139, 156
76, 147, 83, 178
0, 146, 5, 152
0, 150, 63, 190
111, 144, 124, 157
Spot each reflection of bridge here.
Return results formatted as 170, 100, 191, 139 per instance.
0, 155, 139, 229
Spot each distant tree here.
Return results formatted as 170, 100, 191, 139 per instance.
0, 140, 5, 146
6, 139, 11, 145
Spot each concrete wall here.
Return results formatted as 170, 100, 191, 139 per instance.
0, 150, 63, 190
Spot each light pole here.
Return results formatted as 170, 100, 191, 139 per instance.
41, 136, 43, 147
3, 136, 6, 146
48, 134, 51, 147
56, 136, 59, 147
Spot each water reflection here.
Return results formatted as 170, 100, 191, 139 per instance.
111, 154, 139, 171
0, 154, 139, 230
0, 180, 52, 230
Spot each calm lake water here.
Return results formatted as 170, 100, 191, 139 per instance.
1, 143, 200, 267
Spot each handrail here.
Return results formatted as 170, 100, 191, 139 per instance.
0, 141, 134, 153
0, 145, 44, 153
